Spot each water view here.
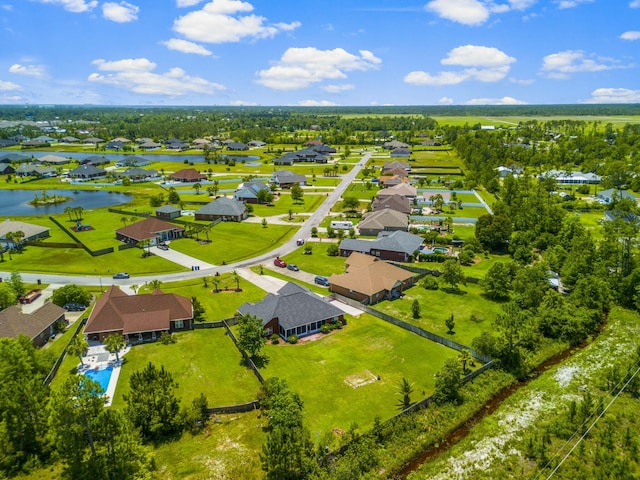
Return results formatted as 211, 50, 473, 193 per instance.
3, 189, 133, 216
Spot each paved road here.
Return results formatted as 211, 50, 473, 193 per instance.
1, 153, 371, 287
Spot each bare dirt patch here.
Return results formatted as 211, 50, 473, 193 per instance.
344, 370, 379, 388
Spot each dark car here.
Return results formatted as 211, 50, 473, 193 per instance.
314, 276, 330, 287
113, 272, 130, 279
157, 243, 169, 250
63, 303, 86, 311
287, 264, 299, 272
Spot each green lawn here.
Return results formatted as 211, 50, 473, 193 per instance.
281, 245, 347, 277
138, 274, 266, 320
169, 222, 297, 264
111, 329, 261, 409
258, 313, 459, 439
374, 281, 505, 345
250, 193, 325, 216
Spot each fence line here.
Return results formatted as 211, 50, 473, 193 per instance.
108, 208, 150, 218
48, 216, 114, 257
43, 317, 88, 386
332, 293, 492, 363
222, 319, 264, 384
206, 400, 260, 415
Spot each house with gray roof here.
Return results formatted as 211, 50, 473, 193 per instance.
0, 219, 50, 249
68, 164, 106, 180
226, 142, 249, 151
155, 205, 182, 220
270, 170, 307, 188
0, 303, 65, 348
357, 209, 409, 236
238, 282, 345, 341
597, 189, 638, 205
339, 230, 423, 262
0, 164, 15, 175
15, 164, 56, 178
118, 167, 159, 182
233, 181, 269, 204
195, 197, 248, 222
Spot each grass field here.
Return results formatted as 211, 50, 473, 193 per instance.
375, 281, 505, 345
281, 245, 347, 277
110, 328, 261, 408
257, 312, 460, 438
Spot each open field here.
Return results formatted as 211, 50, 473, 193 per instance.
257, 312, 461, 438
281, 245, 347, 277
431, 114, 640, 127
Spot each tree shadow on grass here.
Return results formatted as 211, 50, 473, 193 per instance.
441, 287, 468, 296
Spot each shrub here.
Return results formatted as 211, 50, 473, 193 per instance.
270, 334, 280, 345
288, 335, 299, 344
422, 276, 439, 290
160, 332, 177, 344
320, 324, 332, 334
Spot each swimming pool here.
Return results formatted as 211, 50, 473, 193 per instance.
84, 366, 113, 393
433, 247, 449, 253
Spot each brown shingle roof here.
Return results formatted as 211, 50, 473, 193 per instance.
0, 303, 65, 340
85, 286, 192, 336
329, 252, 415, 296
116, 217, 184, 242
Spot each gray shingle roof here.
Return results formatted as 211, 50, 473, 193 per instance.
197, 197, 247, 216
340, 230, 423, 255
238, 282, 343, 330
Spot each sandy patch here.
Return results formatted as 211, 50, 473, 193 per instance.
345, 370, 379, 388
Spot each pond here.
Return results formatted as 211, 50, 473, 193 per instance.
3, 189, 133, 216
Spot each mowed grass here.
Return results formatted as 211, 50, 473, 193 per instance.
250, 192, 325, 217
111, 328, 261, 409
169, 222, 297, 264
138, 275, 266, 320
281, 245, 347, 277
258, 313, 458, 438
375, 282, 505, 345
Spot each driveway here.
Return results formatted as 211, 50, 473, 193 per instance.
149, 244, 217, 270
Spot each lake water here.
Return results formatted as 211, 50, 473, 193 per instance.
3, 189, 133, 216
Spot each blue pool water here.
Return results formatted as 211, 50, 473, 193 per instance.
84, 367, 113, 393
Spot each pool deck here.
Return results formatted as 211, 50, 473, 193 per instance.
79, 342, 130, 407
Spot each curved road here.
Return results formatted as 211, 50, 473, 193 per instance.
1, 153, 371, 287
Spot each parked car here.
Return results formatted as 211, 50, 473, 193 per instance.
296, 238, 305, 246
314, 276, 330, 287
113, 272, 130, 279
63, 303, 86, 311
274, 258, 286, 268
287, 264, 299, 272
157, 243, 169, 250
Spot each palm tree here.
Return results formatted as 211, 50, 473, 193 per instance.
67, 335, 89, 367
104, 333, 126, 363
458, 349, 472, 375
232, 270, 241, 291
130, 284, 139, 294
11, 231, 25, 252
148, 279, 163, 291
193, 182, 202, 195
211, 277, 221, 293
64, 206, 73, 221
121, 217, 128, 227
396, 377, 414, 411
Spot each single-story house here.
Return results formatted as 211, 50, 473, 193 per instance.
60, 136, 80, 143
226, 142, 249, 151
166, 141, 189, 151
371, 194, 412, 214
0, 139, 19, 148
0, 303, 65, 348
539, 170, 602, 184
383, 161, 411, 173
274, 149, 328, 165
195, 197, 248, 222
233, 181, 270, 204
15, 164, 56, 178
84, 286, 193, 344
597, 189, 638, 205
105, 141, 124, 150
83, 137, 105, 145
81, 156, 110, 166
68, 165, 106, 180
357, 209, 409, 236
270, 170, 307, 188
273, 155, 295, 166
169, 168, 206, 183
0, 164, 15, 175
116, 155, 150, 167
603, 209, 639, 224
0, 219, 50, 248
118, 167, 159, 182
138, 141, 163, 150
379, 174, 410, 188
33, 135, 57, 143
329, 252, 416, 304
39, 154, 70, 165
383, 140, 409, 150
390, 147, 412, 158
311, 144, 336, 155
0, 153, 26, 163
21, 140, 49, 148
339, 230, 424, 262
377, 183, 417, 200
155, 205, 182, 220
238, 282, 345, 341
248, 140, 266, 147
115, 217, 185, 245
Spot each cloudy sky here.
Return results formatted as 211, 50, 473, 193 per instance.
0, 0, 638, 106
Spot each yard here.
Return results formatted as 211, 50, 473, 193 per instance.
281, 245, 347, 277
374, 281, 505, 346
258, 313, 459, 438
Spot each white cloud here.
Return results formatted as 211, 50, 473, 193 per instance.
31, 0, 97, 13
582, 87, 640, 103
465, 96, 527, 105
425, 0, 489, 25
162, 38, 213, 56
102, 2, 139, 23
631, 0, 640, 7
296, 100, 338, 107
177, 0, 203, 6
508, 0, 537, 8
9, 64, 46, 78
405, 45, 515, 86
173, 0, 300, 43
620, 31, 640, 40
540, 50, 627, 79
509, 77, 535, 85
555, 0, 593, 8
0, 80, 21, 91
438, 96, 454, 105
89, 57, 225, 96
322, 84, 354, 93
256, 47, 381, 90
230, 100, 257, 106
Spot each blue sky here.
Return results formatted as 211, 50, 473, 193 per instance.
0, 0, 638, 106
